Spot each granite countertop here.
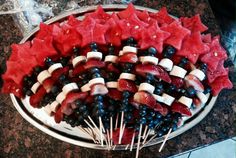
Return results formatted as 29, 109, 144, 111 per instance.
0, 0, 235, 158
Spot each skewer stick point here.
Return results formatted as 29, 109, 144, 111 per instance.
159, 128, 172, 152
135, 124, 143, 158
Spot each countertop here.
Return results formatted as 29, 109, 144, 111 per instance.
0, 0, 235, 158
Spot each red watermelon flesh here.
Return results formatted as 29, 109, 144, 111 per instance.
1, 79, 23, 98
72, 64, 86, 76
200, 37, 228, 71
117, 3, 136, 19
67, 15, 81, 27
209, 75, 233, 96
135, 10, 156, 25
105, 17, 122, 46
161, 21, 191, 50
31, 36, 58, 66
150, 7, 175, 26
35, 23, 53, 39
171, 76, 184, 88
139, 22, 170, 53
207, 60, 229, 83
85, 5, 111, 24
177, 31, 209, 64
9, 42, 32, 61
180, 14, 208, 33
117, 79, 138, 93
201, 33, 212, 43
51, 66, 69, 81
106, 63, 120, 74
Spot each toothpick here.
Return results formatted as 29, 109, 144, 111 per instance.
142, 129, 151, 145
159, 128, 172, 152
99, 117, 104, 146
130, 132, 136, 151
118, 111, 124, 144
106, 129, 111, 150
135, 124, 143, 158
84, 119, 101, 143
112, 145, 116, 150
88, 116, 101, 135
115, 113, 119, 130
77, 126, 98, 143
142, 125, 148, 139
125, 144, 130, 150
110, 116, 113, 145
140, 134, 157, 150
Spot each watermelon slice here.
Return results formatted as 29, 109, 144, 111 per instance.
180, 14, 208, 33
135, 64, 171, 83
117, 79, 138, 93
133, 91, 158, 110
201, 33, 212, 43
200, 37, 228, 71
207, 60, 229, 83
1, 79, 23, 98
136, 10, 156, 25
118, 53, 138, 64
84, 59, 105, 70
67, 15, 81, 27
209, 75, 233, 96
118, 14, 148, 40
117, 3, 136, 19
105, 16, 122, 46
161, 21, 191, 50
35, 23, 53, 39
177, 31, 209, 64
150, 7, 175, 26
139, 22, 170, 53
76, 17, 109, 47
42, 78, 55, 93
31, 36, 58, 66
51, 66, 69, 81
85, 5, 111, 24
171, 102, 192, 116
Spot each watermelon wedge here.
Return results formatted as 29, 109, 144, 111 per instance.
207, 60, 229, 83
117, 3, 136, 19
85, 5, 111, 24
117, 79, 138, 93
150, 7, 175, 26
209, 75, 233, 96
105, 16, 122, 46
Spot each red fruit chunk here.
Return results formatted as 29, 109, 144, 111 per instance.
154, 102, 166, 115
51, 66, 69, 81
85, 95, 94, 104
84, 59, 105, 69
113, 128, 135, 145
106, 63, 120, 74
105, 17, 122, 46
31, 36, 58, 66
139, 22, 170, 53
67, 15, 81, 27
177, 32, 209, 64
35, 23, 53, 39
117, 79, 138, 93
29, 86, 46, 108
151, 7, 175, 26
54, 107, 64, 123
86, 5, 111, 24
135, 64, 171, 83
161, 21, 190, 50
117, 3, 136, 19
61, 92, 88, 115
134, 91, 157, 109
76, 17, 108, 47
171, 102, 192, 116
72, 64, 86, 76
129, 97, 140, 109
90, 84, 108, 96
209, 75, 233, 96
119, 53, 138, 64
1, 79, 23, 98
107, 89, 122, 100
118, 14, 148, 40
193, 98, 201, 107
180, 14, 208, 33
42, 78, 55, 93
207, 60, 229, 83
200, 37, 228, 71
185, 74, 204, 92
201, 33, 212, 43
171, 76, 184, 88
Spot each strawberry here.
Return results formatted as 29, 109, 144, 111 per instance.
171, 102, 192, 116
29, 86, 47, 108
171, 76, 184, 88
84, 59, 105, 70
118, 53, 138, 64
133, 91, 157, 109
107, 89, 122, 100
185, 74, 204, 92
117, 79, 138, 93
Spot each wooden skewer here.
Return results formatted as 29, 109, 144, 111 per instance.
88, 116, 101, 135
110, 116, 113, 145
118, 111, 124, 144
115, 113, 119, 130
84, 119, 101, 143
112, 145, 116, 150
99, 117, 104, 146
142, 125, 148, 139
142, 129, 151, 145
130, 132, 136, 151
125, 144, 130, 150
77, 126, 97, 143
159, 128, 172, 152
135, 124, 143, 158
140, 134, 157, 150
106, 129, 111, 150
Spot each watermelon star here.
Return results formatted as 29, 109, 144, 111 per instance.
209, 75, 233, 96
105, 16, 122, 46
207, 60, 229, 83
180, 14, 208, 33
200, 37, 228, 71
31, 36, 58, 66
150, 7, 175, 26
85, 5, 111, 24
161, 21, 191, 50
118, 13, 149, 40
117, 3, 136, 19
177, 31, 209, 64
76, 17, 109, 47
65, 15, 81, 27
139, 22, 170, 53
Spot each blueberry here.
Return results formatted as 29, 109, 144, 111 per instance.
23, 76, 34, 87
108, 45, 115, 55
33, 66, 43, 75
167, 84, 177, 93
90, 42, 98, 51
186, 86, 196, 97
60, 57, 69, 67
125, 113, 132, 121
123, 63, 133, 70
155, 82, 163, 89
122, 91, 130, 98
177, 88, 186, 94
73, 47, 79, 55
163, 46, 176, 58
204, 86, 211, 94
75, 100, 82, 107
59, 74, 66, 82
51, 86, 60, 95
98, 109, 105, 116
126, 37, 136, 46
139, 110, 147, 116
178, 58, 188, 68
97, 102, 104, 109
45, 57, 54, 66
156, 113, 162, 119
200, 63, 207, 72
78, 115, 84, 122
90, 68, 100, 74
154, 88, 163, 95
26, 89, 33, 96
155, 130, 163, 137
148, 123, 155, 129
146, 73, 154, 83
83, 110, 89, 118
79, 105, 87, 112
92, 72, 101, 78
140, 117, 147, 124
94, 95, 103, 102
148, 47, 157, 56
75, 109, 80, 115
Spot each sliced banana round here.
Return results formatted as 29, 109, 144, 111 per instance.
119, 50, 124, 56
189, 69, 206, 81
89, 78, 105, 87
72, 56, 86, 67
37, 70, 51, 84
105, 55, 118, 63
140, 56, 159, 65
162, 93, 175, 106
153, 94, 164, 103
170, 65, 187, 78
56, 92, 66, 104
50, 101, 60, 112
62, 83, 78, 96
138, 82, 155, 94
48, 63, 63, 74
196, 92, 208, 104
43, 104, 52, 116
119, 73, 136, 81
106, 81, 118, 88
81, 83, 91, 92
178, 96, 193, 108
87, 51, 103, 60
123, 46, 137, 54
158, 58, 173, 71
31, 82, 41, 94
